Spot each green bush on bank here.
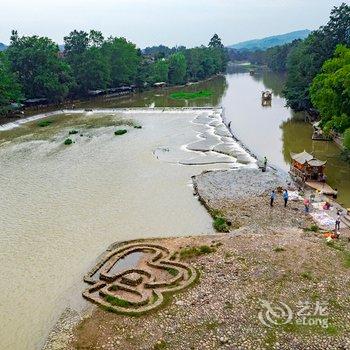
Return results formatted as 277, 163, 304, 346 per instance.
37, 120, 53, 127
114, 129, 127, 136
64, 138, 73, 145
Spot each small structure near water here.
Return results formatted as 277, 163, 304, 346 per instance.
289, 150, 336, 195
154, 82, 167, 88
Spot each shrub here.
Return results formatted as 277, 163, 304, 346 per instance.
37, 120, 53, 127
114, 129, 127, 136
179, 245, 216, 260
304, 224, 319, 232
273, 247, 286, 252
198, 245, 215, 254
64, 138, 73, 145
300, 271, 313, 280
213, 216, 230, 232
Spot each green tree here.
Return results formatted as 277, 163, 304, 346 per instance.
209, 34, 224, 48
64, 30, 110, 94
168, 53, 187, 85
7, 31, 73, 101
0, 52, 22, 115
285, 3, 350, 111
73, 47, 110, 92
89, 30, 104, 48
145, 59, 169, 84
63, 30, 90, 57
310, 45, 350, 133
103, 37, 141, 86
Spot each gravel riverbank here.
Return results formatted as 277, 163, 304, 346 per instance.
46, 167, 350, 350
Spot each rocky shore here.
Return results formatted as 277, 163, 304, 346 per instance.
44, 167, 350, 350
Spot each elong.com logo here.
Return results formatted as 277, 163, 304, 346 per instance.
258, 299, 329, 329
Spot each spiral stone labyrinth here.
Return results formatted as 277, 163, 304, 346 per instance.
83, 242, 197, 315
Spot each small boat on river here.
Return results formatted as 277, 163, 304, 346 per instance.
261, 90, 272, 107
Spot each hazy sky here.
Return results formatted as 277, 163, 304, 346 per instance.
0, 0, 346, 47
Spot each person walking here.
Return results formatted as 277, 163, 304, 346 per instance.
335, 214, 341, 232
270, 190, 276, 207
263, 157, 268, 172
304, 197, 310, 213
283, 189, 289, 208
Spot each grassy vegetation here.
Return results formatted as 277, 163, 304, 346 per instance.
114, 129, 127, 136
165, 267, 179, 277
169, 90, 212, 100
224, 301, 234, 309
64, 138, 73, 145
304, 224, 319, 232
105, 295, 131, 308
179, 245, 216, 260
153, 340, 168, 350
300, 271, 313, 280
37, 120, 53, 127
203, 319, 220, 331
273, 246, 286, 253
210, 209, 231, 232
280, 321, 339, 336
213, 216, 230, 232
224, 251, 234, 259
326, 240, 350, 268
344, 251, 350, 268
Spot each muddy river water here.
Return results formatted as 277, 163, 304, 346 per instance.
0, 68, 349, 349
0, 108, 254, 349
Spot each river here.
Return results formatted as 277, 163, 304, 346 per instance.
73, 67, 349, 206
0, 107, 255, 349
0, 68, 349, 350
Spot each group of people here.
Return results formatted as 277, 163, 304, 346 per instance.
269, 189, 289, 208
270, 189, 343, 233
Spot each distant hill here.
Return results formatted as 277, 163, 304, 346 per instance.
228, 30, 311, 51
0, 43, 7, 51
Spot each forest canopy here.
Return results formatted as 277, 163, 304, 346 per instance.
0, 32, 228, 115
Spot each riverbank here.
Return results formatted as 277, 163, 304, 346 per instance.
0, 75, 223, 126
47, 167, 350, 350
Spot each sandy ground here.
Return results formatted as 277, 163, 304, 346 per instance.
46, 168, 350, 350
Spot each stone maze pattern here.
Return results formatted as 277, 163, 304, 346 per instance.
83, 243, 197, 315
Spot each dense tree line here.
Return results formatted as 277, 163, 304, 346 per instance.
285, 3, 350, 112
0, 32, 228, 115
310, 45, 350, 147
0, 51, 22, 114
231, 3, 350, 149
229, 40, 301, 72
